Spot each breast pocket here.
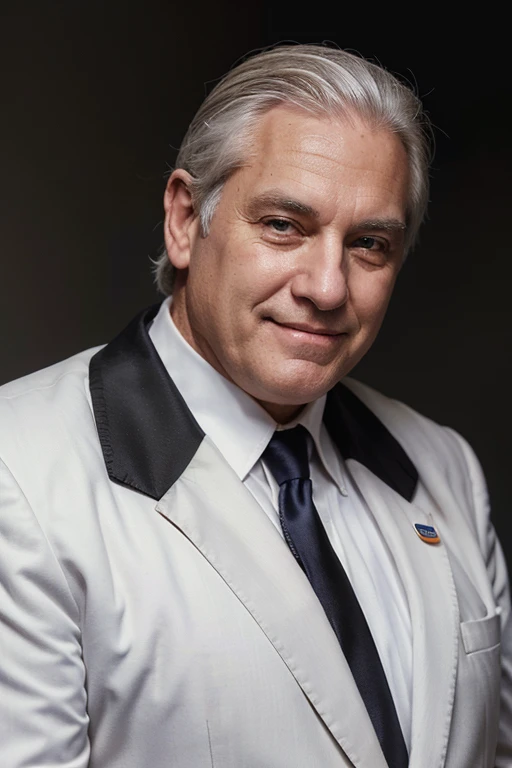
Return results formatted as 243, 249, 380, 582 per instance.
459, 611, 502, 768
460, 611, 501, 654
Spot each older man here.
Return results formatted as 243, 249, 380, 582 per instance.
1, 44, 511, 768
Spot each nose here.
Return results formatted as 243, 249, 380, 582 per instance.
290, 237, 349, 311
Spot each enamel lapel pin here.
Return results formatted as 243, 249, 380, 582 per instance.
413, 522, 441, 545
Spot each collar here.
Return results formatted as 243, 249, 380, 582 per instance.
89, 304, 418, 502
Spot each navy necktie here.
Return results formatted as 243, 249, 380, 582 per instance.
263, 425, 408, 768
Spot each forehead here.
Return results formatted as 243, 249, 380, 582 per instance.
231, 105, 409, 219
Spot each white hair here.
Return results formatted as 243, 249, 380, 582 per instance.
155, 43, 432, 295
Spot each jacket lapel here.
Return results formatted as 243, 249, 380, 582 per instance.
89, 304, 204, 500
156, 436, 388, 768
347, 462, 459, 768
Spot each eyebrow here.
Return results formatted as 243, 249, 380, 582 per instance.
245, 194, 407, 235
245, 193, 320, 220
353, 218, 407, 233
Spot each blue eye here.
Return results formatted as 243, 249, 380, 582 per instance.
354, 236, 379, 250
267, 219, 292, 233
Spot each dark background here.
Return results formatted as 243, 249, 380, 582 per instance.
1, 3, 511, 563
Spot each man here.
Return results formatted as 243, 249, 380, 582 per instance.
1, 44, 511, 767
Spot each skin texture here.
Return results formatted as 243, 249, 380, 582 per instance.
163, 105, 410, 423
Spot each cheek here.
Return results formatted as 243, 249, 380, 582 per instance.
226, 249, 293, 320
185, 250, 261, 348
186, 236, 240, 319
350, 271, 397, 328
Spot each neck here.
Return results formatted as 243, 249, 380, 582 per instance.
255, 399, 306, 425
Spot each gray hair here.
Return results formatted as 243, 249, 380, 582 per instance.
155, 43, 432, 295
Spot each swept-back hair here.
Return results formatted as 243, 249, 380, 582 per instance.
155, 43, 432, 295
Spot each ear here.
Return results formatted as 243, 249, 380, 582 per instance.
163, 169, 199, 270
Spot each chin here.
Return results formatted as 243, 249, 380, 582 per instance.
249, 371, 342, 407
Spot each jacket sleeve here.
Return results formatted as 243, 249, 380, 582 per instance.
493, 534, 512, 767
0, 457, 90, 767
454, 431, 512, 767
485, 509, 512, 764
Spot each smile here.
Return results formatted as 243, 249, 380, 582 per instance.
276, 321, 342, 336
266, 319, 345, 347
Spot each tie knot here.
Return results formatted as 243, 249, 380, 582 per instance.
263, 424, 310, 486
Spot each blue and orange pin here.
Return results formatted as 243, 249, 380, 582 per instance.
414, 523, 440, 545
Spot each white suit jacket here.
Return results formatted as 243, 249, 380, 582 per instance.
1, 304, 511, 768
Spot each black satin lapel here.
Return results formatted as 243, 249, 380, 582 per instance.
89, 304, 204, 500
324, 383, 418, 502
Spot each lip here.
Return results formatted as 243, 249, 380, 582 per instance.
265, 319, 346, 352
270, 320, 343, 337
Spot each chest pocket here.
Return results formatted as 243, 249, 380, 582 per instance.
458, 611, 502, 767
461, 611, 501, 654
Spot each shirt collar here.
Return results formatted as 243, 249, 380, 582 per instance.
148, 299, 329, 481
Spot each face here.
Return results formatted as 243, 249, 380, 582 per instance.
165, 106, 410, 422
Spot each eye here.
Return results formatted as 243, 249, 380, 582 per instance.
264, 218, 295, 234
349, 234, 391, 267
260, 217, 304, 246
352, 236, 383, 251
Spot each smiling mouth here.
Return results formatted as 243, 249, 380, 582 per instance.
266, 318, 344, 337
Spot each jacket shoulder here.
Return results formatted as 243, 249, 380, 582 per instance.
0, 347, 104, 478
0, 347, 101, 401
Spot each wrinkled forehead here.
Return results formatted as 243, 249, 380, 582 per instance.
233, 104, 410, 219
247, 103, 402, 162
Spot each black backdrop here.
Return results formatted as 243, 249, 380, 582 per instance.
1, 2, 511, 564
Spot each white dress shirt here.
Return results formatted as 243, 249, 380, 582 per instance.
149, 298, 413, 749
